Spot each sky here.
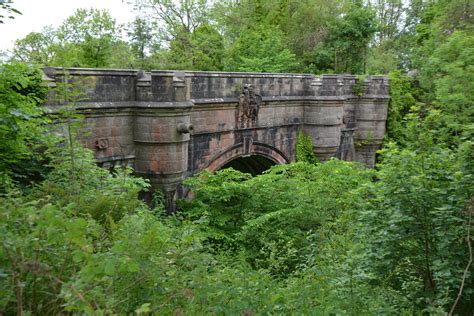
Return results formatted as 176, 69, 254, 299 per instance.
0, 0, 137, 52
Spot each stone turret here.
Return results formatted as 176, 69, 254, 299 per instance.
133, 71, 193, 211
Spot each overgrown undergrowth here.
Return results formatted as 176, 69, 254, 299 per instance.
1, 143, 472, 314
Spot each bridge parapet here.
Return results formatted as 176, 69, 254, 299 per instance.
42, 68, 389, 102
43, 67, 389, 210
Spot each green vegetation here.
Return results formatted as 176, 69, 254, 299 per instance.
0, 63, 49, 186
0, 0, 21, 24
296, 130, 319, 164
352, 74, 367, 97
1, 0, 473, 314
3, 0, 380, 73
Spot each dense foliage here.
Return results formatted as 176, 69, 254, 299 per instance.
2, 0, 379, 73
0, 63, 49, 186
1, 0, 473, 314
296, 130, 319, 164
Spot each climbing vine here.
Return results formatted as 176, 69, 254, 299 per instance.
296, 130, 318, 164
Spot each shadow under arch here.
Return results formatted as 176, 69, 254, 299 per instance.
205, 142, 289, 175
181, 142, 289, 199
220, 155, 276, 176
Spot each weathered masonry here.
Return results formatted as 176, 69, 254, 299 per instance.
42, 67, 389, 208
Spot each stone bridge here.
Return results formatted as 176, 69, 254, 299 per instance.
42, 67, 389, 209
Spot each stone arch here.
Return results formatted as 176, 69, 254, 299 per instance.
205, 142, 289, 173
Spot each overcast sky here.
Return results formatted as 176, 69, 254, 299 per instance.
0, 0, 137, 52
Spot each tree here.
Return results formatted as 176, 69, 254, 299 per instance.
225, 24, 298, 72
325, 0, 377, 73
364, 0, 408, 73
57, 8, 125, 68
132, 0, 219, 70
10, 27, 57, 65
425, 30, 474, 147
126, 17, 156, 69
132, 0, 210, 41
7, 8, 133, 68
213, 0, 292, 39
286, 0, 344, 73
369, 0, 405, 44
0, 63, 48, 184
162, 22, 224, 70
360, 142, 473, 312
388, 0, 474, 148
213, 0, 300, 72
189, 23, 224, 70
385, 70, 417, 142
0, 0, 21, 24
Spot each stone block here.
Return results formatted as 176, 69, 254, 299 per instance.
304, 105, 344, 125
356, 101, 388, 120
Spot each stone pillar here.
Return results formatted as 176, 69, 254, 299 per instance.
336, 85, 358, 162
136, 70, 152, 101
336, 128, 356, 161
134, 71, 193, 212
305, 75, 344, 161
353, 76, 389, 168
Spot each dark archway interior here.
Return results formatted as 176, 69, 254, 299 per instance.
220, 155, 276, 176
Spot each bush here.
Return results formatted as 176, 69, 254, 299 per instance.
358, 142, 474, 312
182, 160, 373, 277
0, 62, 49, 187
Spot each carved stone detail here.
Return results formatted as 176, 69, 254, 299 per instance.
177, 122, 193, 134
243, 136, 253, 155
238, 84, 262, 128
95, 138, 109, 150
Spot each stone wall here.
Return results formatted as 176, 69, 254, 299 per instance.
42, 67, 389, 209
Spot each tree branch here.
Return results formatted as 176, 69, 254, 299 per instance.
449, 197, 473, 316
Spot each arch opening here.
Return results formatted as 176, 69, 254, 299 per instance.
219, 155, 276, 176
